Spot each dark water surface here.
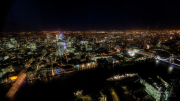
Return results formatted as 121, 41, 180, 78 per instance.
2, 59, 180, 101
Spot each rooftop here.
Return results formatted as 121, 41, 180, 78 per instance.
142, 77, 166, 92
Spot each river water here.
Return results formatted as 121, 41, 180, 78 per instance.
1, 59, 180, 101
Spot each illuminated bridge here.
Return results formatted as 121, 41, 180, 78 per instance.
5, 73, 26, 101
126, 48, 180, 67
156, 55, 180, 67
4, 58, 34, 101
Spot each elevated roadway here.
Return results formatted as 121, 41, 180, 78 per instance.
5, 73, 26, 101
5, 58, 34, 101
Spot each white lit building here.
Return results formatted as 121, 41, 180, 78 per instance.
66, 41, 72, 48
56, 32, 63, 40
56, 32, 67, 56
80, 41, 88, 45
140, 78, 167, 101
86, 44, 92, 51
57, 41, 66, 56
66, 48, 75, 55
27, 43, 37, 51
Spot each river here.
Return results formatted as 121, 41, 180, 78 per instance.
1, 59, 180, 101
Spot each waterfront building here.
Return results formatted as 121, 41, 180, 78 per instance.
140, 77, 168, 101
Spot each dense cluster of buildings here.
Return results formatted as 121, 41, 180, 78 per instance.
0, 30, 180, 100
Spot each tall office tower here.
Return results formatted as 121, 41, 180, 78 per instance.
73, 37, 76, 45
47, 33, 51, 46
67, 36, 71, 41
56, 32, 66, 56
56, 34, 59, 40
56, 32, 64, 40
59, 32, 63, 40
47, 33, 50, 39
57, 41, 66, 56
95, 38, 98, 43
67, 42, 71, 48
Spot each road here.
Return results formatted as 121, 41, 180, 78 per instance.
5, 50, 49, 100
5, 73, 26, 100
5, 58, 34, 101
110, 88, 120, 101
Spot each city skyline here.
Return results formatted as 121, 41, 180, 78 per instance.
0, 30, 180, 101
1, 1, 180, 101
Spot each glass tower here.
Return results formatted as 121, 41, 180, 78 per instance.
56, 32, 66, 56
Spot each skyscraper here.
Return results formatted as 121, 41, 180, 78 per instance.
47, 33, 51, 46
56, 32, 63, 40
56, 32, 66, 56
59, 33, 63, 40
57, 41, 66, 56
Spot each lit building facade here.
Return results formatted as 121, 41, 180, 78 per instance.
57, 41, 66, 56
56, 32, 66, 56
140, 78, 167, 101
27, 43, 37, 51
56, 32, 63, 40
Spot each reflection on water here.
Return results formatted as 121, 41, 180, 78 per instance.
156, 60, 159, 64
168, 66, 173, 74
76, 62, 98, 71
12, 59, 180, 101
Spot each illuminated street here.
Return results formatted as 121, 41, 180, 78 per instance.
5, 73, 26, 100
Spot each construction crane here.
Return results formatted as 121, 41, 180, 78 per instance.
58, 28, 61, 33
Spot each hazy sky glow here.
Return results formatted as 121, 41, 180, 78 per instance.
1, 0, 180, 31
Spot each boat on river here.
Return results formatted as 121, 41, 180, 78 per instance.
107, 73, 138, 81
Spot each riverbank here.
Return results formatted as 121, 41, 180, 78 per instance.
2, 57, 180, 101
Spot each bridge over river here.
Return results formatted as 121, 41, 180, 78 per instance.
5, 73, 26, 101
4, 58, 34, 101
126, 48, 180, 67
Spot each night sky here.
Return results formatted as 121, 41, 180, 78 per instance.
1, 0, 180, 31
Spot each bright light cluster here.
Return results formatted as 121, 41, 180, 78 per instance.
74, 90, 83, 96
9, 76, 18, 80
156, 56, 169, 63
128, 51, 135, 57
157, 56, 180, 66
140, 79, 162, 101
